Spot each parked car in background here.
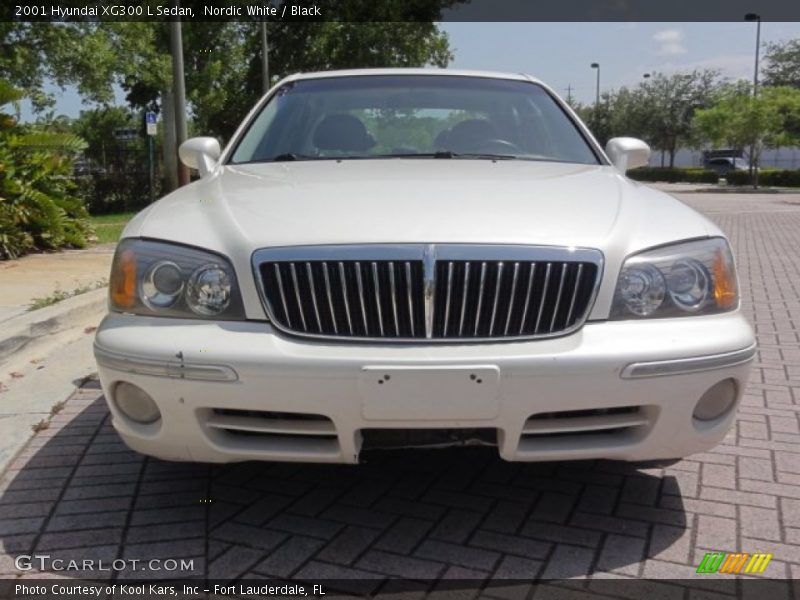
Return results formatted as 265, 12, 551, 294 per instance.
703, 149, 749, 176
94, 69, 755, 465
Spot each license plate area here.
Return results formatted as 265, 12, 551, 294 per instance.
359, 365, 500, 421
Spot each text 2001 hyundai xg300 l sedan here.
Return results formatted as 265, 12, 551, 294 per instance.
94, 69, 755, 464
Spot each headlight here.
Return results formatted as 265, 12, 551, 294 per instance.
611, 238, 738, 319
186, 265, 232, 316
109, 239, 245, 320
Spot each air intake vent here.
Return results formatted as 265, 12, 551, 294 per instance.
518, 406, 654, 455
203, 409, 340, 458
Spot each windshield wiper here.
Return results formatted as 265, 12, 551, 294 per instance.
376, 151, 520, 160
449, 152, 520, 160
266, 153, 320, 162
261, 152, 523, 162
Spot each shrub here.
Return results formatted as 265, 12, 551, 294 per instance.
627, 167, 719, 184
76, 171, 156, 215
726, 169, 800, 187
0, 80, 93, 259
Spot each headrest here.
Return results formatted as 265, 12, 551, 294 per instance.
312, 114, 376, 152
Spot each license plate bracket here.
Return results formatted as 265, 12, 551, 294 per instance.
359, 365, 500, 421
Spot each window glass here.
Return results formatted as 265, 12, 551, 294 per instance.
230, 75, 599, 165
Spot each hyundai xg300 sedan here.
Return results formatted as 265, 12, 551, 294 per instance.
94, 69, 755, 464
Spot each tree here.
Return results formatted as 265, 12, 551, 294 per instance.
576, 71, 721, 166
693, 86, 800, 187
577, 91, 617, 147
108, 20, 453, 141
763, 39, 800, 88
71, 106, 145, 174
2, 4, 458, 197
0, 23, 118, 110
0, 80, 92, 259
634, 70, 721, 168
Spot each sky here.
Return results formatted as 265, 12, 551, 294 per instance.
19, 21, 800, 121
440, 22, 800, 104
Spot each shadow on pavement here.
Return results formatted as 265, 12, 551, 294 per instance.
0, 387, 690, 592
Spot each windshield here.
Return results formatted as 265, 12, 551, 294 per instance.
229, 75, 600, 165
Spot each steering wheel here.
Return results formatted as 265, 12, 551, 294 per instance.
462, 139, 522, 154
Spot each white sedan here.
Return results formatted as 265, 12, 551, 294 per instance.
94, 69, 755, 464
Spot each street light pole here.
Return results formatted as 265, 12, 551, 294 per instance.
170, 1, 189, 187
261, 21, 270, 94
745, 13, 761, 188
590, 63, 600, 107
747, 14, 761, 95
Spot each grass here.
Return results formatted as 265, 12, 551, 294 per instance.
89, 211, 136, 244
28, 278, 108, 311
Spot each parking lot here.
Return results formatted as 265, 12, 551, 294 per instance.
1, 187, 799, 595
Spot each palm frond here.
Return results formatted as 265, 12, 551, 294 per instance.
0, 80, 24, 107
10, 132, 88, 153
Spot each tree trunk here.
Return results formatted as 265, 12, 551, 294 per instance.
752, 142, 760, 189
162, 91, 178, 193
668, 146, 676, 169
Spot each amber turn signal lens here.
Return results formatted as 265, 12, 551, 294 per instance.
110, 248, 137, 309
712, 249, 738, 310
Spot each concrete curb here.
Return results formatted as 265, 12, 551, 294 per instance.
0, 288, 107, 365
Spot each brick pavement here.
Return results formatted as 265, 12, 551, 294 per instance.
1, 190, 799, 597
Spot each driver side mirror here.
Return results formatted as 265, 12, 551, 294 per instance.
179, 137, 221, 177
605, 137, 650, 173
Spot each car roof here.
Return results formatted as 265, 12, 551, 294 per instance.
283, 68, 543, 85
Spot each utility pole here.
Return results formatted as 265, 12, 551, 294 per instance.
261, 21, 270, 94
162, 91, 178, 192
745, 13, 762, 189
565, 84, 573, 106
170, 1, 189, 187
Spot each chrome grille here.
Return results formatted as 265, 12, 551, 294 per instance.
432, 260, 596, 338
254, 245, 602, 342
260, 260, 424, 338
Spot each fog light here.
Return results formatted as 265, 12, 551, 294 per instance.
114, 382, 161, 424
693, 379, 737, 422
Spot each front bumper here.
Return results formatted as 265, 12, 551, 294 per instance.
94, 312, 755, 464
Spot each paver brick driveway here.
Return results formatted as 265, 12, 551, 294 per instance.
1, 187, 799, 597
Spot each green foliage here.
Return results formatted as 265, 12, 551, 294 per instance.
0, 79, 92, 259
79, 172, 154, 215
692, 86, 800, 168
763, 39, 800, 88
627, 167, 719, 184
28, 278, 108, 311
89, 16, 454, 141
89, 212, 135, 244
0, 23, 117, 110
726, 169, 800, 187
70, 106, 160, 214
581, 70, 721, 167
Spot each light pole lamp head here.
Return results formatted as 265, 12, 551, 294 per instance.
643, 73, 651, 79
744, 13, 760, 21
590, 63, 599, 69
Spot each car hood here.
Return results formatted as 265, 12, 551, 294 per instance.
135, 160, 631, 249
127, 160, 717, 320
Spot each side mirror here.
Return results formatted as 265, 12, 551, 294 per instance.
605, 137, 650, 173
178, 137, 221, 177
